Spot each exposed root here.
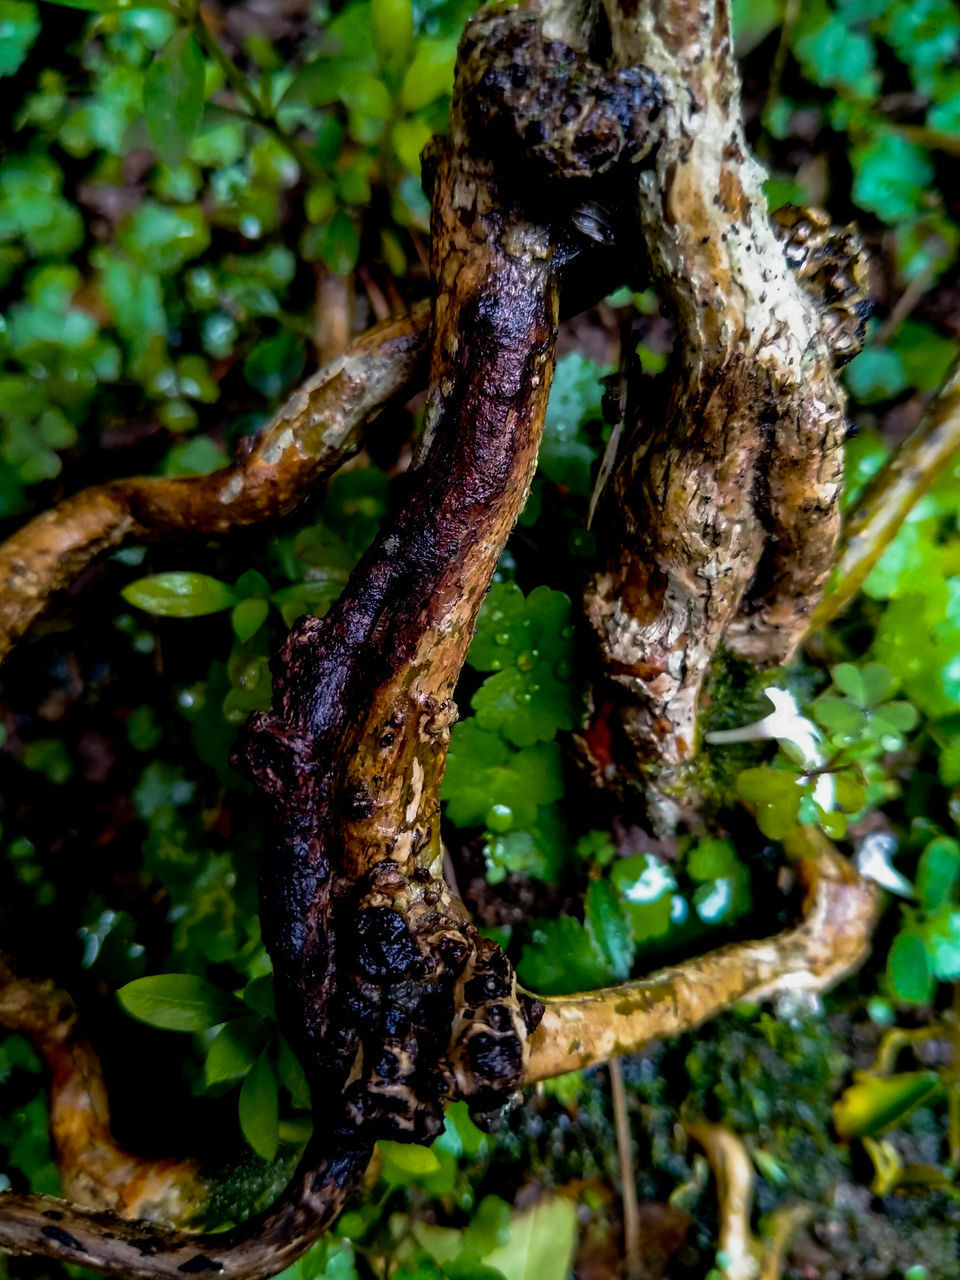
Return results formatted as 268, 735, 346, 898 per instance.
0, 306, 429, 664
0, 953, 207, 1225
811, 351, 960, 631
525, 837, 879, 1082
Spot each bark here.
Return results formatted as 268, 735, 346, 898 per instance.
583, 0, 868, 824
525, 834, 878, 1080
0, 308, 429, 664
0, 955, 207, 1225
810, 351, 960, 631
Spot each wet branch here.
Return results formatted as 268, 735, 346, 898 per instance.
0, 307, 429, 664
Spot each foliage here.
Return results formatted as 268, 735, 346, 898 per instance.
3, 0, 960, 1273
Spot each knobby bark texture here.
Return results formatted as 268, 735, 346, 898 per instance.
0, 307, 429, 664
0, 0, 885, 1276
583, 0, 870, 826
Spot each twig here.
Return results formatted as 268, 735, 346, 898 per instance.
609, 1058, 642, 1280
190, 6, 326, 182
0, 306, 429, 664
809, 351, 960, 631
685, 1124, 759, 1280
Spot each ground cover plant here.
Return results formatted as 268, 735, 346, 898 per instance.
1, 0, 960, 1277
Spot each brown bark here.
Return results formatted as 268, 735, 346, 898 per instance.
583, 0, 866, 824
0, 307, 429, 664
525, 834, 878, 1081
811, 351, 960, 631
0, 955, 207, 1225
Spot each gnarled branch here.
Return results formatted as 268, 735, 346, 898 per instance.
0, 307, 430, 665
525, 836, 879, 1081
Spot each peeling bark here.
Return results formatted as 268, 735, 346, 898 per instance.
0, 308, 429, 664
583, 0, 868, 819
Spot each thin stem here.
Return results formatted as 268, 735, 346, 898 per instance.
809, 351, 960, 632
949, 986, 960, 1169
610, 1059, 641, 1280
190, 8, 326, 182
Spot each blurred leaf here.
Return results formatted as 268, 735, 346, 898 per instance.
0, 2, 40, 78
399, 35, 459, 112
244, 330, 307, 397
239, 1049, 280, 1161
736, 767, 802, 838
118, 974, 244, 1030
122, 571, 237, 617
916, 836, 960, 910
834, 1071, 940, 1138
483, 1196, 578, 1280
851, 134, 934, 224
144, 29, 205, 168
371, 0, 413, 88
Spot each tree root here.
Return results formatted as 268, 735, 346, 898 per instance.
583, 0, 867, 818
0, 954, 208, 1225
525, 835, 879, 1081
811, 351, 960, 631
0, 306, 429, 664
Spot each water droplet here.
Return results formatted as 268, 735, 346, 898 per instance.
516, 650, 537, 671
561, 626, 575, 639
485, 804, 514, 833
495, 632, 512, 646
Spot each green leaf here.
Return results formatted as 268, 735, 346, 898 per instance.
539, 353, 605, 495
243, 330, 307, 397
0, 2, 40, 78
585, 880, 634, 981
44, 0, 168, 7
122, 571, 237, 617
205, 1016, 272, 1085
518, 916, 612, 994
117, 974, 244, 1030
610, 854, 675, 942
916, 836, 960, 910
736, 767, 802, 839
844, 346, 907, 404
232, 596, 270, 643
239, 1048, 280, 1162
483, 1196, 578, 1280
851, 134, 935, 224
379, 1140, 442, 1178
144, 29, 205, 168
398, 35, 459, 112
794, 9, 878, 97
834, 1071, 940, 1138
319, 210, 360, 277
443, 722, 564, 830
924, 906, 960, 979
371, 0, 413, 88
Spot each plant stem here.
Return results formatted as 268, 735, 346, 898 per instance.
190, 6, 326, 182
809, 351, 960, 632
609, 1058, 642, 1280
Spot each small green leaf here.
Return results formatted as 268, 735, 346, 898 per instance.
144, 29, 205, 168
888, 929, 934, 1004
584, 880, 634, 981
379, 1140, 442, 1177
205, 1016, 272, 1085
243, 330, 307, 398
834, 1071, 940, 1138
122, 571, 237, 617
0, 2, 40, 78
371, 0, 413, 87
736, 767, 802, 839
399, 35, 459, 112
916, 836, 960, 910
232, 596, 270, 643
117, 974, 244, 1030
239, 1049, 280, 1161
